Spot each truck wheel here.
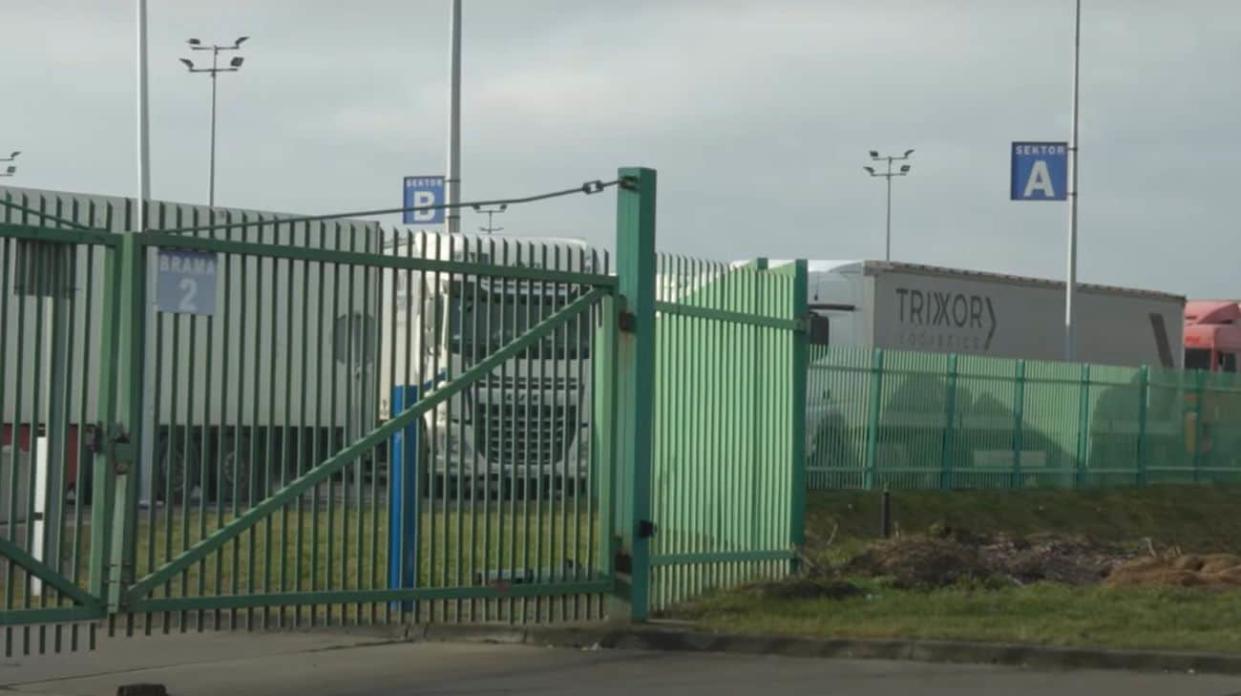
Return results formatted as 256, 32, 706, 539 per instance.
156, 438, 200, 505
219, 451, 256, 506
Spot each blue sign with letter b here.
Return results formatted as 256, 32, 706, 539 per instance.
1010, 142, 1068, 201
403, 176, 446, 225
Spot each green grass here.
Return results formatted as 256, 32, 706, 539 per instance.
672, 485, 1241, 653
0, 502, 602, 606
806, 484, 1241, 562
680, 581, 1241, 653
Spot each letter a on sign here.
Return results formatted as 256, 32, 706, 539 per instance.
1010, 142, 1068, 201
1023, 160, 1055, 198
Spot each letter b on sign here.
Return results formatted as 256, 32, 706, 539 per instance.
403, 176, 446, 225
1010, 142, 1068, 201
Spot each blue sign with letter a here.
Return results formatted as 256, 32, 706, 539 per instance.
1010, 142, 1068, 201
403, 176, 446, 225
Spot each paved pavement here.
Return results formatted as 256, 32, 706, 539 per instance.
3, 631, 1241, 696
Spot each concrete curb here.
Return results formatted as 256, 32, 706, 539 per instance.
410, 623, 1241, 676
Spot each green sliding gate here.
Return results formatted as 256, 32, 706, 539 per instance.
0, 169, 809, 653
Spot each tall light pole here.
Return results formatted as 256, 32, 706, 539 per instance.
137, 0, 150, 229
863, 149, 914, 262
1065, 0, 1082, 361
475, 203, 506, 234
180, 36, 249, 207
445, 0, 463, 234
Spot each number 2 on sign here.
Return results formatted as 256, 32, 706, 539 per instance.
178, 277, 198, 313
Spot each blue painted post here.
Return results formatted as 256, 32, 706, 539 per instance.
388, 385, 420, 610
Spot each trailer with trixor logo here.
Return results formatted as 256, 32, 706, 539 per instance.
799, 259, 1184, 367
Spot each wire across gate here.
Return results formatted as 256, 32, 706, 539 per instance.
0, 171, 810, 655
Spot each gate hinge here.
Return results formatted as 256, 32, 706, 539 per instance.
618, 311, 637, 333
110, 423, 134, 474
637, 520, 658, 539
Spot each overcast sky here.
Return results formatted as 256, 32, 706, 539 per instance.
3, 1, 1239, 297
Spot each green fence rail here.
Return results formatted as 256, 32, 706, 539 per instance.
806, 345, 1241, 490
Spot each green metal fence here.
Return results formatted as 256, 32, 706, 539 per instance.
807, 345, 1241, 490
0, 171, 811, 651
649, 256, 806, 611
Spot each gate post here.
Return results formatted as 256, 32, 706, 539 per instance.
104, 231, 146, 611
610, 167, 656, 621
789, 260, 808, 570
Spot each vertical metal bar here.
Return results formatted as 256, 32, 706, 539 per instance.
1012, 359, 1026, 489
1136, 365, 1149, 487
280, 221, 294, 627
310, 221, 326, 625
230, 212, 247, 629
940, 354, 958, 491
4, 232, 21, 654
214, 210, 233, 630
25, 218, 49, 652
263, 217, 279, 629
415, 230, 429, 622
107, 231, 146, 615
247, 215, 263, 629
429, 232, 442, 620
347, 225, 362, 623
507, 241, 520, 621
1075, 363, 1091, 488
788, 260, 808, 570
452, 236, 464, 620
611, 167, 656, 621
480, 237, 495, 620
498, 238, 512, 621
1192, 368, 1206, 483
328, 222, 341, 625
72, 222, 96, 650
468, 237, 481, 620
533, 243, 548, 621
398, 229, 415, 624
193, 207, 211, 630
176, 208, 195, 632
294, 220, 311, 627
863, 349, 884, 491
369, 242, 381, 625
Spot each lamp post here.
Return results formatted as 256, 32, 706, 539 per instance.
863, 149, 914, 262
180, 36, 249, 207
475, 203, 506, 234
445, 0, 463, 234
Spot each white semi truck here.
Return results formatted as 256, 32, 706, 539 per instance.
377, 233, 601, 498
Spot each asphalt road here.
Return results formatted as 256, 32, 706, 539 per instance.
3, 631, 1240, 696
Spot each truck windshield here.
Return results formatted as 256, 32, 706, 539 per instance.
1186, 348, 1211, 371
447, 282, 591, 360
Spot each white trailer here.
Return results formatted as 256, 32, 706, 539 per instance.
801, 260, 1184, 369
0, 185, 381, 503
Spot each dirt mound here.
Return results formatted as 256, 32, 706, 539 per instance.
1106, 553, 1241, 588
842, 531, 1133, 589
845, 537, 991, 589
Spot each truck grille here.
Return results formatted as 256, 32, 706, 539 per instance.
475, 403, 579, 469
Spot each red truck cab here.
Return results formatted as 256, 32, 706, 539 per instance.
1184, 301, 1241, 373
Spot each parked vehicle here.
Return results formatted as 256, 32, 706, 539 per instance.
798, 259, 1184, 367
377, 233, 601, 499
